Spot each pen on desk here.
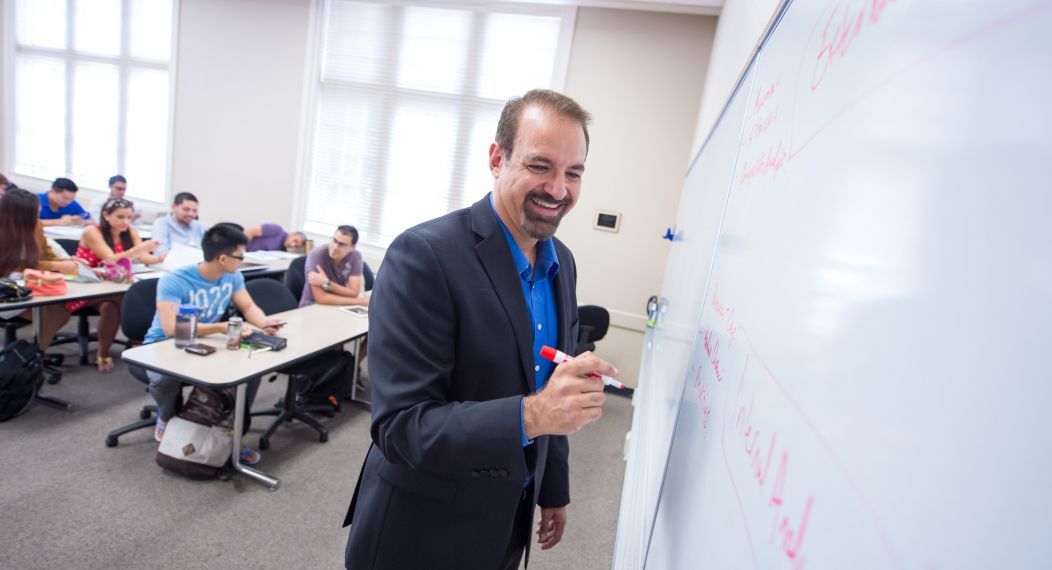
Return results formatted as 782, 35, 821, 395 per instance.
248, 346, 272, 359
539, 345, 624, 389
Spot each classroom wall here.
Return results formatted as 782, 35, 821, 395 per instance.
171, 0, 311, 229
690, 0, 781, 157
559, 7, 715, 387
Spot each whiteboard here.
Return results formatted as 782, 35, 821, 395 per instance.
613, 63, 754, 570
616, 0, 1052, 568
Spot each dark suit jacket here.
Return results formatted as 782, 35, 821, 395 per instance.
343, 195, 579, 569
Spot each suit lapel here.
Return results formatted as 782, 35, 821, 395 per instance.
553, 245, 574, 355
471, 197, 535, 393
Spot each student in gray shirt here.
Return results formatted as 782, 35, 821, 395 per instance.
153, 192, 205, 254
299, 225, 369, 307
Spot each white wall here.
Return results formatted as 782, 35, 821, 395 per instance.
171, 0, 312, 229
559, 7, 715, 386
690, 0, 782, 157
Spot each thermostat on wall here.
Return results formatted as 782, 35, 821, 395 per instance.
594, 210, 621, 233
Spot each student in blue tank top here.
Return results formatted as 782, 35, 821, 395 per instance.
144, 225, 284, 466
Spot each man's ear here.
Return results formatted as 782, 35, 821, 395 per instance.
488, 143, 504, 178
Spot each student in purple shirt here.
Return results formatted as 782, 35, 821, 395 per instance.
245, 223, 306, 252
299, 225, 368, 307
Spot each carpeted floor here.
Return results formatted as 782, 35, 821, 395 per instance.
0, 331, 632, 569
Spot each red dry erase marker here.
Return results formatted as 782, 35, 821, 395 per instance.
540, 345, 624, 389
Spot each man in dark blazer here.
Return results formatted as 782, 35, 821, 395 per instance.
343, 89, 618, 569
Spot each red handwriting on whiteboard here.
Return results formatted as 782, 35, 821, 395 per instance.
754, 80, 780, 114
711, 283, 739, 338
689, 359, 713, 435
734, 386, 813, 569
810, 0, 896, 91
703, 329, 724, 383
739, 141, 789, 184
746, 106, 780, 150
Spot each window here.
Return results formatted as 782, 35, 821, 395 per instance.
303, 0, 574, 247
7, 0, 174, 203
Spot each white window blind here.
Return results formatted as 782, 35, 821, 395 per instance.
9, 0, 174, 203
304, 0, 573, 247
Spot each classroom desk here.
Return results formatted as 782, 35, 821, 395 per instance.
120, 303, 369, 489
2, 280, 133, 410
43, 224, 152, 240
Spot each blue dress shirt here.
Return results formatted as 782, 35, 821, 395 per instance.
489, 198, 560, 453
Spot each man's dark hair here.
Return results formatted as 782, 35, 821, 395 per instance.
108, 174, 126, 186
201, 224, 248, 262
173, 192, 198, 205
337, 225, 359, 246
52, 177, 79, 193
495, 89, 591, 159
214, 222, 244, 232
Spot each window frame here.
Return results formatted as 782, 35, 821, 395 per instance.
1, 0, 180, 206
292, 0, 577, 253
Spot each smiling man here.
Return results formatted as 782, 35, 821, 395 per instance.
343, 89, 618, 570
152, 192, 205, 255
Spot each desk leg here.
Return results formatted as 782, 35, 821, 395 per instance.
350, 337, 368, 405
32, 306, 71, 411
231, 382, 280, 489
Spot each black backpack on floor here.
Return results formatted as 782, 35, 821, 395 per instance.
297, 350, 356, 410
0, 340, 44, 422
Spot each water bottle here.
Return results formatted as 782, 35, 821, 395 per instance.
174, 304, 197, 348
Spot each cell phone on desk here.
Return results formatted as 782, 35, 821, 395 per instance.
340, 306, 368, 317
185, 343, 217, 356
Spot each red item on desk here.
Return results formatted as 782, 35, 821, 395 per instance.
23, 269, 67, 296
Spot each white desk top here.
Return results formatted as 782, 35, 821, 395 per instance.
2, 256, 296, 311
120, 303, 368, 387
1, 280, 133, 311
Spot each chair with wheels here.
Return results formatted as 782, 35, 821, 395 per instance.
575, 305, 610, 356
285, 256, 306, 302
104, 278, 160, 447
362, 261, 375, 292
245, 278, 343, 450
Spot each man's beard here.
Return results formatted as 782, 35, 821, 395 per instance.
522, 190, 572, 240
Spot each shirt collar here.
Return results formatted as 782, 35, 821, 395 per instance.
489, 194, 560, 282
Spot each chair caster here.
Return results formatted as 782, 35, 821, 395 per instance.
259, 438, 270, 451
319, 432, 328, 443
46, 372, 62, 385
105, 435, 118, 447
139, 408, 152, 420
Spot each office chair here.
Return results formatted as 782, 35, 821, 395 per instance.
49, 238, 103, 367
2, 316, 31, 346
575, 305, 610, 356
285, 256, 306, 302
362, 261, 375, 292
244, 278, 342, 450
104, 278, 160, 447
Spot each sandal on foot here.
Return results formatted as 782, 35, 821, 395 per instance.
97, 355, 115, 373
154, 418, 168, 443
239, 446, 262, 466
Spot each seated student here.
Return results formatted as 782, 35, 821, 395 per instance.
39, 177, 91, 227
68, 198, 163, 372
245, 224, 306, 252
0, 172, 9, 198
90, 175, 141, 222
300, 225, 369, 307
144, 225, 283, 464
152, 192, 205, 254
0, 188, 76, 350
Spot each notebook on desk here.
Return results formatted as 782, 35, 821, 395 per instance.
238, 263, 268, 273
